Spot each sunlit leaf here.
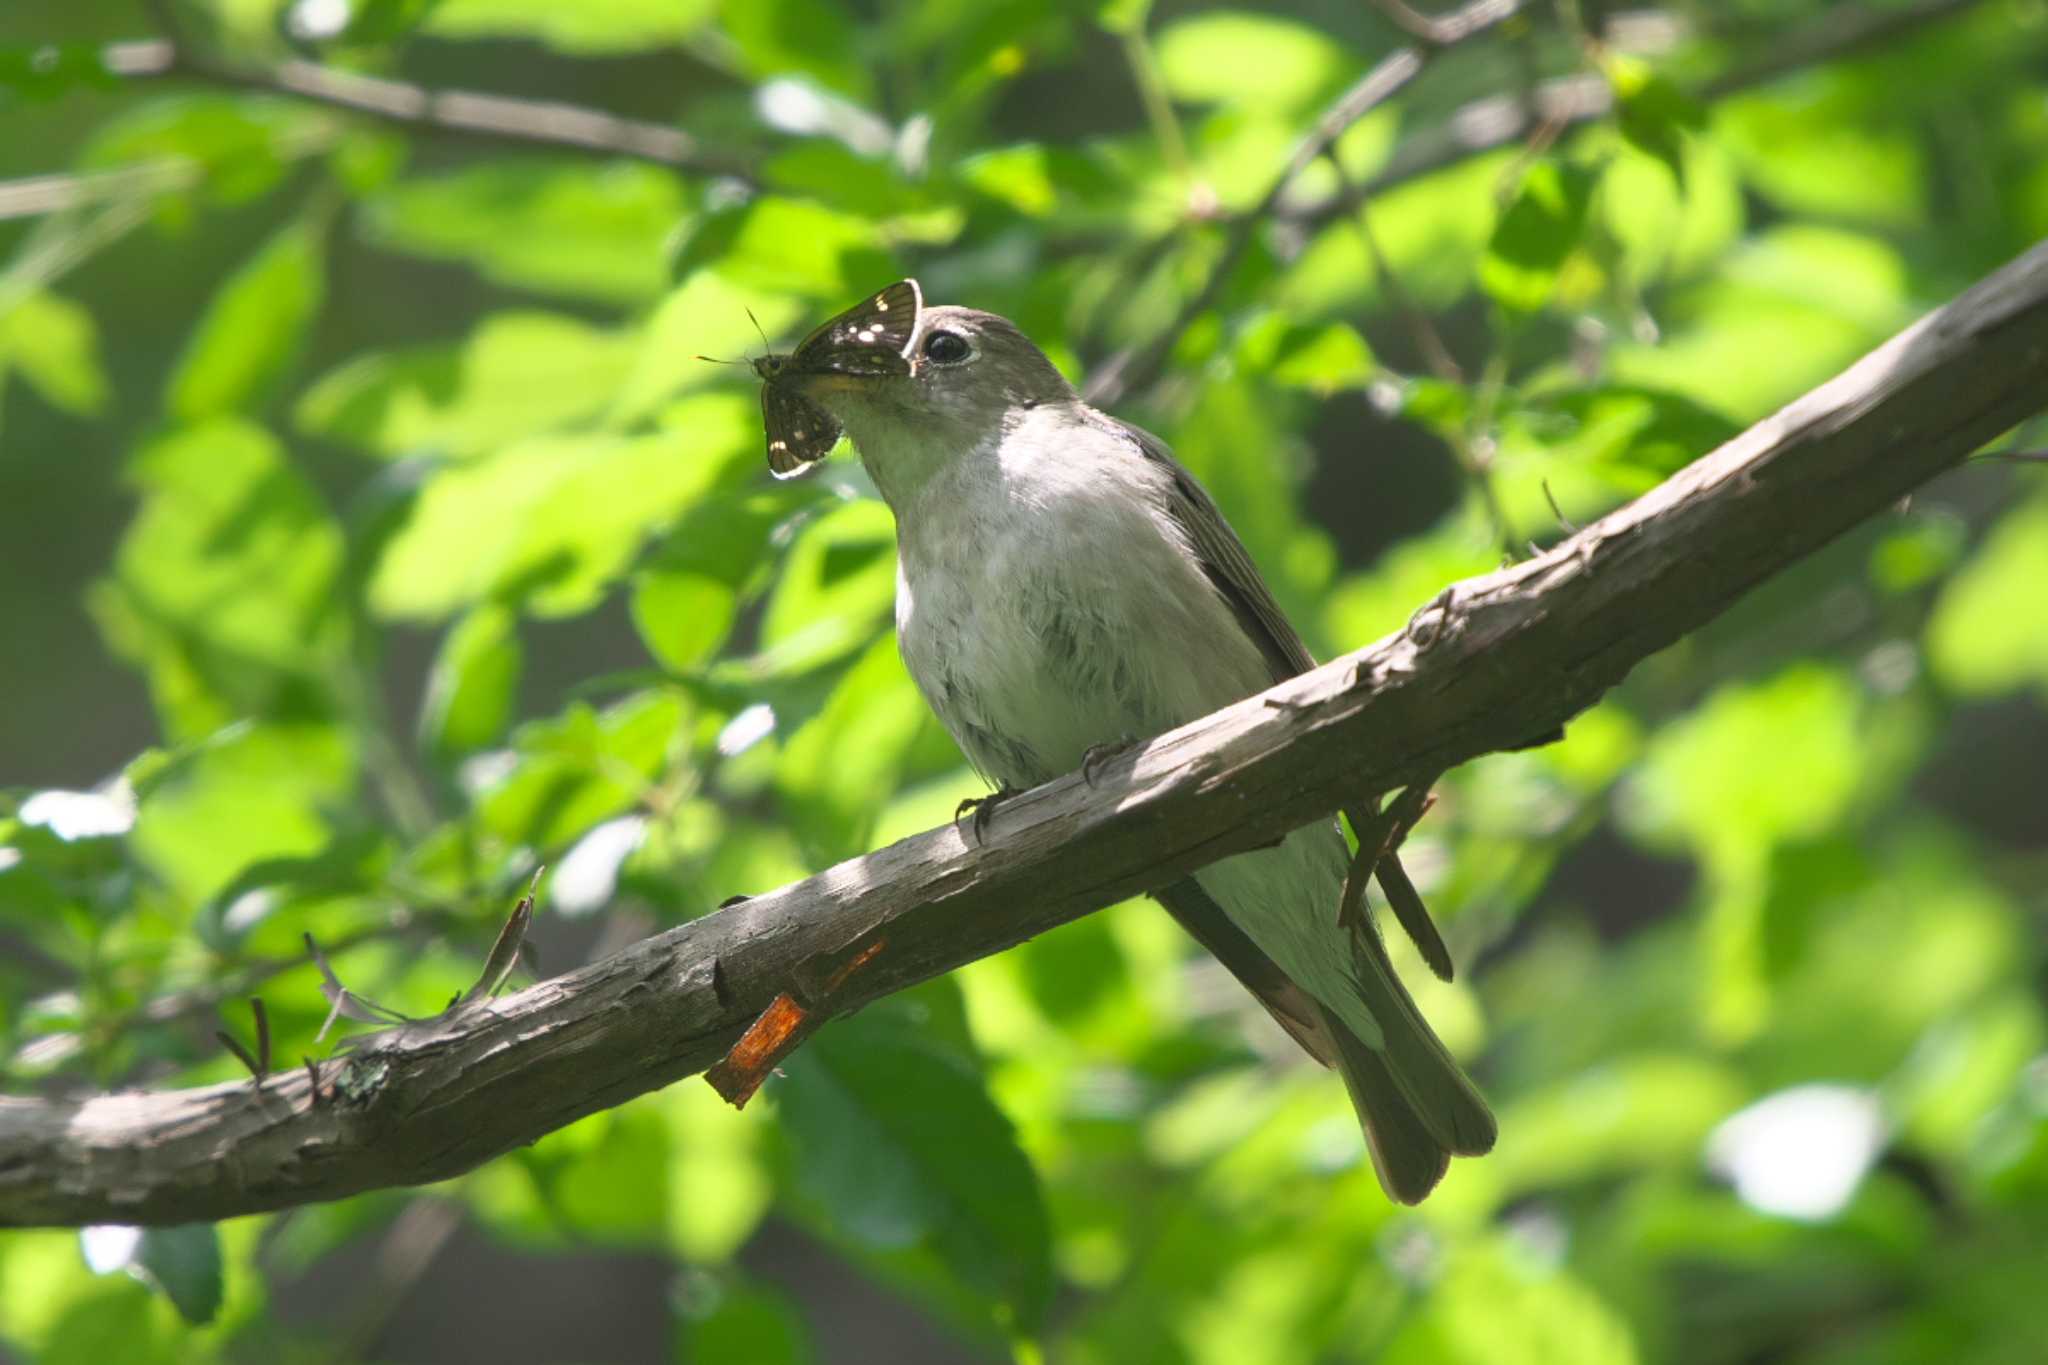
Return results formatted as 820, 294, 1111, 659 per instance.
1926, 495, 2048, 698
419, 603, 523, 759
1481, 160, 1598, 315
0, 290, 108, 417
424, 0, 716, 52
296, 311, 638, 461
368, 393, 752, 620
1156, 11, 1348, 110
166, 220, 325, 421
777, 1008, 1055, 1330
359, 162, 689, 304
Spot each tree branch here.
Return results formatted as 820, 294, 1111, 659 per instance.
3, 234, 2043, 1228
1081, 0, 1523, 405
1298, 0, 1987, 226
1085, 0, 1992, 403
97, 37, 750, 178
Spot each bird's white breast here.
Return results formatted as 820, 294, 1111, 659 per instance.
887, 405, 1272, 787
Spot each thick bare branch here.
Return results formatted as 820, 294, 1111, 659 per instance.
3, 235, 2044, 1229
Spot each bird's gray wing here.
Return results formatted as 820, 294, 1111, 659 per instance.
1098, 413, 1317, 683
1102, 411, 1455, 983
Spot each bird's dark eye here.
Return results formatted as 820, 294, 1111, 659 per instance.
922, 330, 971, 364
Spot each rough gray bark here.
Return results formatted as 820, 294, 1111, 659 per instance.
3, 237, 2045, 1230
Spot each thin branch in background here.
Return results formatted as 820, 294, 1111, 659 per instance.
98, 30, 750, 179
0, 162, 198, 223
1083, 0, 1528, 405
1323, 149, 1463, 384
1117, 23, 1209, 216
1293, 0, 1988, 230
1372, 0, 1521, 46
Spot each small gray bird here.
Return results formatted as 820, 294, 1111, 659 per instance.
776, 281, 1495, 1202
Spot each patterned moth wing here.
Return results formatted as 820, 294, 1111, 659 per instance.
751, 280, 922, 477
792, 279, 921, 373
760, 383, 843, 478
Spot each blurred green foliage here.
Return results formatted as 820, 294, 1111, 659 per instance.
2, 0, 2047, 1361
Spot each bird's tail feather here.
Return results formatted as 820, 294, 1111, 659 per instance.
1345, 923, 1497, 1160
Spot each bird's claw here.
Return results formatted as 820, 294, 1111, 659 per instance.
1081, 733, 1139, 787
954, 787, 1020, 845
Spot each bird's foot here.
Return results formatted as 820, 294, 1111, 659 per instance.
1081, 733, 1139, 787
955, 786, 1022, 845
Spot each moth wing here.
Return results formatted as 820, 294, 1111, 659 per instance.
797, 279, 921, 372
762, 383, 842, 478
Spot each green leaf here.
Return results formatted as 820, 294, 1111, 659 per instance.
166, 221, 325, 421
473, 691, 683, 849
758, 497, 898, 661
89, 420, 347, 738
339, 0, 441, 45
1383, 1239, 1640, 1364
425, 0, 716, 52
0, 290, 109, 417
1927, 496, 2048, 698
1715, 78, 1927, 227
678, 1281, 815, 1365
1603, 53, 1702, 186
419, 603, 523, 759
296, 311, 637, 461
0, 43, 120, 104
1626, 664, 1866, 867
776, 634, 929, 859
135, 1225, 224, 1326
632, 485, 827, 672
129, 722, 356, 905
81, 95, 330, 209
719, 0, 870, 99
777, 1009, 1054, 1331
671, 196, 896, 298
611, 270, 805, 425
1480, 160, 1598, 314
359, 162, 689, 304
1095, 0, 1153, 36
1237, 317, 1375, 394
1156, 12, 1348, 110
368, 393, 753, 620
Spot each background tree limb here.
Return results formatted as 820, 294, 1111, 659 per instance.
2, 234, 2042, 1230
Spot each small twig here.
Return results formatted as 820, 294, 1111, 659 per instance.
252, 999, 271, 1077
1542, 478, 1579, 533
215, 999, 273, 1084
459, 868, 543, 1006
1338, 783, 1450, 979
1373, 0, 1520, 46
704, 938, 887, 1108
215, 1030, 262, 1081
1324, 149, 1464, 383
307, 932, 413, 1042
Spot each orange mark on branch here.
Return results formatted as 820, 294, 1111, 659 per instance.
702, 938, 888, 1109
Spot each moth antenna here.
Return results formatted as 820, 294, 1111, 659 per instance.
694, 354, 740, 365
745, 307, 775, 355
